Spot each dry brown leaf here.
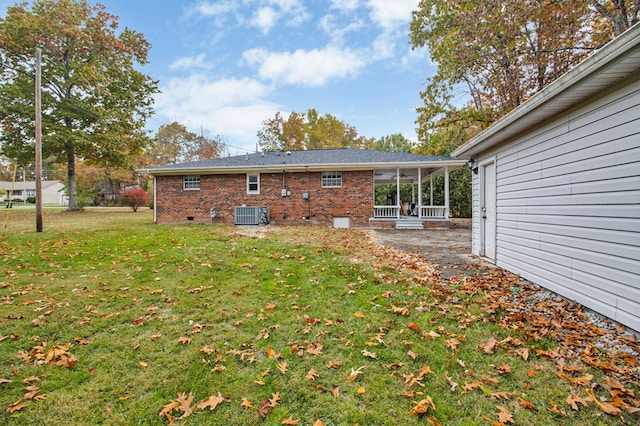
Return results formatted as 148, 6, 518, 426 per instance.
407, 350, 417, 360
357, 386, 366, 394
313, 420, 325, 426
566, 392, 591, 411
407, 322, 421, 331
258, 399, 272, 418
23, 385, 41, 400
306, 343, 323, 356
408, 396, 436, 416
326, 360, 342, 369
306, 369, 319, 381
490, 391, 510, 401
174, 392, 195, 419
362, 349, 377, 359
269, 392, 281, 407
444, 371, 459, 392
240, 397, 253, 409
276, 361, 288, 375
281, 416, 300, 425
495, 364, 512, 374
445, 338, 460, 351
480, 337, 498, 354
496, 405, 514, 424
197, 392, 227, 411
345, 366, 364, 382
6, 398, 27, 413
519, 397, 538, 412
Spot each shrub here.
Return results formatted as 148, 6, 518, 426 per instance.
26, 196, 36, 203
120, 188, 150, 212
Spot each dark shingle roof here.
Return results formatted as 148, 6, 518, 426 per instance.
145, 149, 460, 174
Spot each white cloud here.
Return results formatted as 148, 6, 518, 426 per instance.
154, 74, 279, 150
329, 0, 359, 12
243, 46, 367, 87
193, 0, 240, 17
169, 53, 213, 70
251, 7, 277, 34
318, 13, 364, 45
367, 0, 417, 30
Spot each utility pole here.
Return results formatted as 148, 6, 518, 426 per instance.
35, 47, 43, 232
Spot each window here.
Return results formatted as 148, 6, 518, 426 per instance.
321, 171, 342, 188
183, 175, 201, 190
247, 174, 260, 194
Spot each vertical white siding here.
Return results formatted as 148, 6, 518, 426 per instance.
488, 77, 640, 331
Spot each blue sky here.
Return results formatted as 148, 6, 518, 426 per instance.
2, 0, 436, 155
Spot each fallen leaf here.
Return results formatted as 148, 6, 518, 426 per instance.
240, 397, 253, 409
178, 336, 192, 345
281, 416, 300, 425
519, 397, 538, 412
268, 392, 281, 407
306, 369, 319, 381
407, 350, 417, 360
496, 405, 514, 424
6, 398, 27, 413
174, 392, 195, 419
480, 338, 498, 354
345, 366, 364, 382
258, 399, 272, 418
408, 396, 436, 416
276, 361, 288, 375
362, 349, 377, 359
326, 360, 342, 369
495, 364, 512, 374
407, 322, 421, 331
357, 386, 366, 394
139, 361, 148, 368
197, 392, 227, 411
313, 420, 325, 426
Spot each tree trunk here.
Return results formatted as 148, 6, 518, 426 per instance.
66, 145, 80, 211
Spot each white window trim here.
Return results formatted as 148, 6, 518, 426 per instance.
247, 173, 260, 194
183, 175, 201, 190
321, 171, 342, 188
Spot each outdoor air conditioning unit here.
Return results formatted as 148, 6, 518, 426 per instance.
234, 206, 269, 225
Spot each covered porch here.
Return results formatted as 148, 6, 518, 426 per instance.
371, 164, 461, 226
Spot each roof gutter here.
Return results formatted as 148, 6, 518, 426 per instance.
139, 160, 467, 176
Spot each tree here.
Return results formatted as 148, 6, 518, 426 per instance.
410, 0, 599, 134
120, 187, 149, 212
147, 123, 224, 165
372, 134, 415, 153
0, 0, 158, 211
589, 0, 639, 36
257, 109, 374, 151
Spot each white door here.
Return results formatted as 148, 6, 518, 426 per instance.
482, 162, 496, 260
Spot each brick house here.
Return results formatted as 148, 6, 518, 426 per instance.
143, 148, 464, 228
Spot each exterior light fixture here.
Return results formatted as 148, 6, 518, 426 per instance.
467, 158, 479, 175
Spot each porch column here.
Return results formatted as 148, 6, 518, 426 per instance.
444, 166, 450, 219
430, 174, 433, 205
417, 167, 422, 219
396, 168, 400, 218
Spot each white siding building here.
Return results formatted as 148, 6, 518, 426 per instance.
453, 24, 640, 332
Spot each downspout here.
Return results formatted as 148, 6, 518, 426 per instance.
153, 176, 157, 223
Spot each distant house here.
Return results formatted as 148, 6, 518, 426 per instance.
453, 24, 640, 331
142, 148, 465, 228
0, 180, 67, 205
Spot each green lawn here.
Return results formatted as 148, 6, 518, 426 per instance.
0, 209, 638, 425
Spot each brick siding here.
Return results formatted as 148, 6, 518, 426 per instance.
154, 170, 374, 227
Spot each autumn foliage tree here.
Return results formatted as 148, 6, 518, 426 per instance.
0, 0, 158, 211
257, 109, 374, 151
120, 187, 149, 212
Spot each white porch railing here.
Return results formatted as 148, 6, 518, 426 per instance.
421, 206, 447, 219
373, 205, 447, 219
374, 206, 400, 218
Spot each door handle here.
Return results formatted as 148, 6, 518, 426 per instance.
482, 207, 487, 219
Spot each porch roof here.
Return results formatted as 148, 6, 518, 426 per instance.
142, 148, 465, 176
